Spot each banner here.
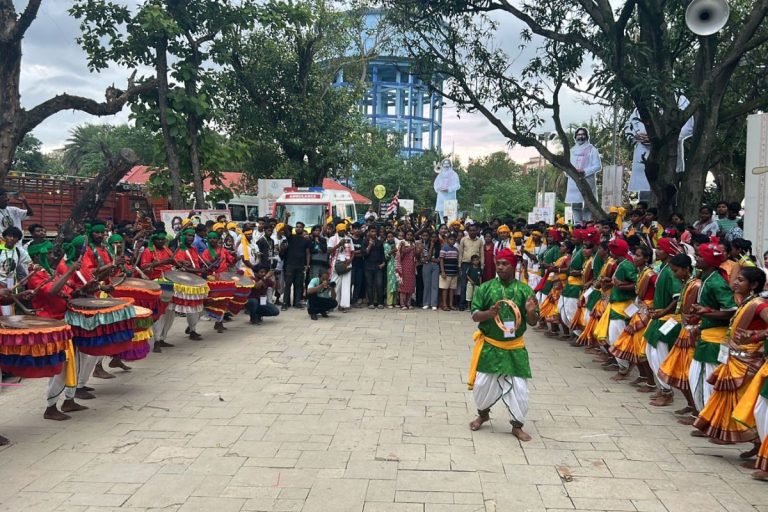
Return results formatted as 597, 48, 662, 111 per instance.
160, 210, 230, 237
257, 179, 292, 217
564, 206, 574, 225
399, 199, 414, 214
601, 165, 624, 209
443, 199, 459, 222
744, 113, 768, 261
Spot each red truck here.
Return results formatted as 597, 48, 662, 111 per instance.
6, 172, 167, 235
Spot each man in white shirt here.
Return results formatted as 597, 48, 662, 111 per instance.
0, 227, 31, 315
0, 189, 33, 234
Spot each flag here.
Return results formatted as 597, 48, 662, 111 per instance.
385, 188, 400, 217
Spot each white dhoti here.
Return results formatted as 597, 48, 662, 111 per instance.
47, 367, 76, 407
154, 306, 176, 343
559, 296, 579, 328
689, 359, 717, 411
609, 319, 629, 369
76, 351, 99, 389
527, 273, 542, 291
645, 341, 671, 391
756, 396, 768, 440
473, 371, 529, 426
331, 270, 352, 309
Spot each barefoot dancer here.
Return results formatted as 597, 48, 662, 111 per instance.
643, 237, 683, 407
467, 248, 540, 441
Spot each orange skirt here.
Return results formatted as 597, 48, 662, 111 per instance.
609, 313, 650, 364
540, 288, 562, 323
658, 325, 697, 390
576, 298, 607, 347
570, 300, 586, 332
693, 371, 758, 443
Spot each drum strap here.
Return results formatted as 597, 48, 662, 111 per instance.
184, 250, 198, 268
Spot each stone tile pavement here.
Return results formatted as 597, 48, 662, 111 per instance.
1, 309, 766, 512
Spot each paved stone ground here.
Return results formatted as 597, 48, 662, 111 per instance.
0, 308, 766, 512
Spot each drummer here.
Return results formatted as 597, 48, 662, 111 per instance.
80, 221, 126, 382
173, 228, 205, 341
201, 231, 235, 274
26, 240, 91, 421
140, 231, 176, 352
0, 284, 35, 445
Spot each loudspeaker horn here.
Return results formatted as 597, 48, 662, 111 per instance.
685, 0, 730, 36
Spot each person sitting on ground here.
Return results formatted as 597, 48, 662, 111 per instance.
245, 264, 280, 325
307, 269, 338, 320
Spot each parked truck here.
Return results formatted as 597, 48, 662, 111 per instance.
6, 172, 166, 235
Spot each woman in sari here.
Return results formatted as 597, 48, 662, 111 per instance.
540, 241, 572, 338
658, 253, 701, 422
610, 245, 656, 384
579, 243, 612, 348
384, 232, 398, 308
694, 267, 766, 447
396, 230, 417, 310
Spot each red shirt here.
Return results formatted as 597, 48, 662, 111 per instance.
81, 245, 113, 277
174, 247, 202, 270
29, 269, 71, 319
201, 246, 235, 275
140, 247, 174, 280
55, 259, 93, 292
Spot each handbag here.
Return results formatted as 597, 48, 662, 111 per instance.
334, 258, 352, 275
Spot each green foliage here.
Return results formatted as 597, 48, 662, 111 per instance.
11, 135, 45, 174
461, 152, 536, 220
62, 124, 162, 176
213, 0, 373, 186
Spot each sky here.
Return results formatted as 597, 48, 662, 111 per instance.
17, 1, 601, 165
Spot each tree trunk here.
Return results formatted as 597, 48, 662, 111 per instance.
0, 36, 22, 184
184, 78, 207, 209
57, 148, 138, 241
680, 99, 724, 222
711, 162, 744, 202
155, 38, 185, 209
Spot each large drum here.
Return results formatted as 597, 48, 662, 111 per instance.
163, 271, 209, 314
112, 277, 166, 321
204, 276, 236, 322
0, 316, 74, 378
66, 298, 137, 356
114, 306, 153, 362
221, 272, 255, 316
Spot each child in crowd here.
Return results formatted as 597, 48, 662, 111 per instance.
466, 254, 482, 311
439, 233, 459, 311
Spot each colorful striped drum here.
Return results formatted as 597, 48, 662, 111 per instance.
113, 306, 154, 361
66, 298, 137, 357
112, 277, 166, 321
163, 271, 209, 314
0, 316, 75, 379
204, 277, 236, 322
221, 272, 255, 316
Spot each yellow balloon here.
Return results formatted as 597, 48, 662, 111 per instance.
373, 185, 386, 199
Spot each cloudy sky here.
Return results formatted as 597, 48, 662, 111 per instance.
18, 1, 600, 164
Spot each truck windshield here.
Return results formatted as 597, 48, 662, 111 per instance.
275, 204, 326, 227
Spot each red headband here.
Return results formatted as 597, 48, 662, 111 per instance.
698, 243, 726, 268
656, 237, 680, 256
496, 248, 519, 267
608, 238, 629, 258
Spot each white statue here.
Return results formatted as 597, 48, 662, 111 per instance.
433, 158, 461, 219
566, 127, 602, 223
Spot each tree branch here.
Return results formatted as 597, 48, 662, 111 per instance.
20, 75, 157, 135
12, 0, 40, 40
719, 93, 768, 124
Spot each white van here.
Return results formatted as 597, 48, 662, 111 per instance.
272, 187, 357, 226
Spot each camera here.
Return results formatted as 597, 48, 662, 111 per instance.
328, 281, 337, 287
